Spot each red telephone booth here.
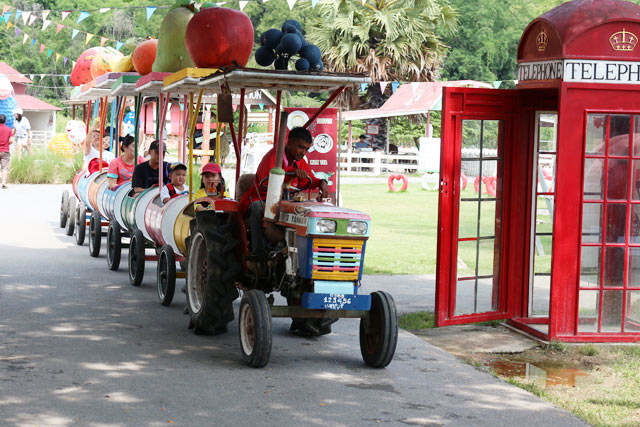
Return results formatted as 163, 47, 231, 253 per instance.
436, 0, 640, 342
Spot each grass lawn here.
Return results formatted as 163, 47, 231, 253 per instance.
340, 183, 438, 275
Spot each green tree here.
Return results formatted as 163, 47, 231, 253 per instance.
308, 0, 457, 149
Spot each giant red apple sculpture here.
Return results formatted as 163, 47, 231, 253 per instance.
185, 6, 254, 68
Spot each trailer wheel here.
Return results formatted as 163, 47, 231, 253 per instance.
128, 229, 145, 287
360, 291, 398, 368
74, 203, 86, 246
107, 223, 121, 271
157, 245, 176, 306
89, 211, 102, 257
186, 213, 240, 335
60, 190, 69, 228
239, 289, 272, 368
65, 197, 76, 236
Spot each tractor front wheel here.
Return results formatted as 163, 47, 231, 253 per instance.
239, 289, 272, 368
359, 291, 398, 368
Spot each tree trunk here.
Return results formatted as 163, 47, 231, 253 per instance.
362, 84, 389, 151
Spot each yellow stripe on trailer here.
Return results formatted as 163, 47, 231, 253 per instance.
163, 68, 219, 87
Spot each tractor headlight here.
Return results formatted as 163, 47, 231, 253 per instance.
315, 219, 337, 233
347, 221, 367, 235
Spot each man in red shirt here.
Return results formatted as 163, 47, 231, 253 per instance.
239, 127, 329, 253
0, 114, 14, 189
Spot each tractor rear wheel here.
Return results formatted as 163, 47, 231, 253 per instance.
359, 291, 398, 368
239, 289, 272, 368
186, 212, 241, 335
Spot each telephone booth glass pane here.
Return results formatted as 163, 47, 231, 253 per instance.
456, 120, 502, 315
529, 113, 557, 317
579, 113, 640, 333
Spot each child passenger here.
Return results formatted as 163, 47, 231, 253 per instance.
194, 162, 229, 211
161, 163, 189, 204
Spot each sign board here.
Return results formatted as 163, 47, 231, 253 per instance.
366, 124, 380, 135
284, 108, 338, 198
518, 59, 640, 84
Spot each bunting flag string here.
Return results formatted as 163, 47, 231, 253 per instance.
287, 0, 297, 10
239, 1, 249, 10
85, 33, 94, 44
60, 11, 70, 22
100, 37, 107, 47
146, 6, 157, 21
28, 14, 36, 26
20, 11, 29, 25
56, 24, 63, 33
42, 19, 51, 31
71, 28, 79, 39
76, 11, 90, 24
22, 33, 27, 44
41, 10, 49, 21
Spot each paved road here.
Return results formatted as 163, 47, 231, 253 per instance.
0, 185, 589, 427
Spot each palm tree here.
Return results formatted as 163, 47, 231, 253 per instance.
309, 0, 457, 149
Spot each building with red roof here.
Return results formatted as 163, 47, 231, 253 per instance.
0, 62, 61, 146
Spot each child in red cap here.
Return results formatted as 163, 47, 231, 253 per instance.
194, 162, 229, 211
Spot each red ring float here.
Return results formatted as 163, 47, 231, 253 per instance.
460, 173, 468, 191
474, 176, 497, 197
388, 174, 409, 192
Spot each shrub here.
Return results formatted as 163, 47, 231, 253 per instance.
9, 151, 82, 184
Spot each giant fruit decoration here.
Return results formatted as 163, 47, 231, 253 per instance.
0, 75, 16, 129
132, 39, 158, 75
185, 5, 254, 68
71, 48, 100, 86
90, 47, 124, 79
152, 1, 197, 73
255, 20, 323, 72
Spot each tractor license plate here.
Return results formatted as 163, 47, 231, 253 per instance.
302, 292, 371, 311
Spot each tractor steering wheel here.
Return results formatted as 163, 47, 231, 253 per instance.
259, 171, 312, 196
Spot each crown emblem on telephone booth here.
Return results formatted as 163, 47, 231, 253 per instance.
609, 29, 637, 51
536, 29, 548, 51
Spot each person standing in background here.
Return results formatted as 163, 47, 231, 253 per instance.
12, 107, 31, 158
0, 114, 13, 189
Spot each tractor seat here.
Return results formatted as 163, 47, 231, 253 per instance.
236, 173, 255, 201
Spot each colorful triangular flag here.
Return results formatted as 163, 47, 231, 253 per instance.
2, 5, 11, 14
360, 83, 368, 92
39, 74, 45, 81
492, 81, 502, 89
115, 41, 124, 51
4, 12, 11, 22
312, 0, 318, 7
56, 24, 64, 34
14, 27, 19, 37
258, 103, 264, 111
47, 49, 52, 58
41, 10, 49, 21
99, 8, 111, 14
391, 82, 400, 93
22, 33, 28, 44
28, 14, 36, 26
239, 1, 248, 10
29, 74, 34, 80
100, 37, 107, 46
39, 44, 45, 54
64, 57, 68, 66
85, 33, 94, 44
14, 10, 21, 22
77, 11, 90, 24
72, 61, 76, 68
30, 38, 36, 48
61, 11, 71, 22
6, 21, 12, 30
379, 81, 388, 94
42, 20, 51, 31
63, 75, 69, 84
146, 6, 157, 21
287, 0, 297, 10
20, 11, 29, 25
71, 28, 79, 39
56, 53, 61, 63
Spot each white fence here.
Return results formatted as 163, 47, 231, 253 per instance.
339, 150, 419, 175
31, 130, 55, 148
